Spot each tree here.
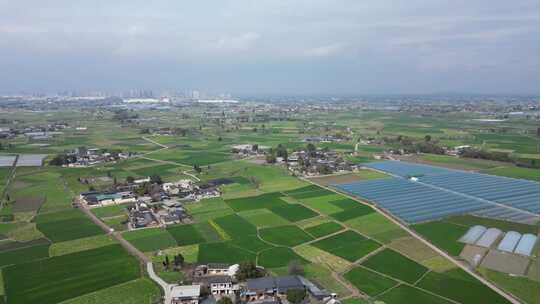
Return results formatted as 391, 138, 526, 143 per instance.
164, 255, 170, 270
217, 297, 233, 304
424, 135, 432, 142
288, 260, 304, 276
266, 154, 277, 164
174, 254, 184, 269
252, 144, 259, 152
276, 144, 288, 160
537, 127, 540, 138
236, 261, 263, 281
194, 164, 202, 173
286, 289, 306, 304
306, 143, 316, 157
150, 174, 163, 185
126, 176, 135, 184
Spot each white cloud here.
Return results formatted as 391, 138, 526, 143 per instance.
305, 43, 345, 57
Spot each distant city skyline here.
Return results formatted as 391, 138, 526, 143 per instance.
1, 1, 540, 95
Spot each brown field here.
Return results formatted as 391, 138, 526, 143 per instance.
13, 196, 46, 212
307, 173, 361, 186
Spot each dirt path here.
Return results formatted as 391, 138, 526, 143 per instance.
300, 177, 522, 304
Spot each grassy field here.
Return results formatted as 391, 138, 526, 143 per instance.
312, 230, 381, 262
198, 242, 256, 264
59, 279, 160, 304
0, 243, 50, 267
377, 284, 454, 304
35, 209, 103, 243
259, 225, 313, 247
344, 266, 398, 297
346, 212, 408, 244
483, 166, 540, 182
258, 246, 309, 268
361, 249, 428, 284
49, 234, 116, 256
166, 224, 207, 246
417, 268, 512, 304
123, 228, 178, 252
305, 222, 344, 238
225, 192, 288, 212
478, 268, 540, 304
213, 214, 257, 238
237, 209, 290, 227
3, 244, 140, 304
412, 221, 467, 256
269, 204, 318, 222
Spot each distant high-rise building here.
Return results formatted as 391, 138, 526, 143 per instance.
192, 90, 200, 99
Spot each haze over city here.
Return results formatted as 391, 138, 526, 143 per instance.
1, 0, 540, 95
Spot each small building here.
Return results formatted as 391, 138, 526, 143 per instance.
201, 275, 234, 296
170, 285, 201, 304
497, 231, 522, 253
243, 276, 306, 302
207, 263, 230, 275
475, 228, 503, 248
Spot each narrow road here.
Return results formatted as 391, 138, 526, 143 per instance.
142, 136, 169, 148
301, 177, 522, 304
0, 155, 18, 211
78, 201, 170, 303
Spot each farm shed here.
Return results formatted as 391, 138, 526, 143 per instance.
475, 228, 503, 248
514, 234, 538, 256
459, 225, 487, 244
497, 231, 522, 253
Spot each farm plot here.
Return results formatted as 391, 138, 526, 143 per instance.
344, 266, 398, 297
198, 242, 256, 264
345, 213, 407, 244
259, 225, 313, 247
294, 244, 352, 273
298, 194, 346, 215
312, 230, 381, 262
166, 224, 209, 246
59, 278, 161, 304
412, 221, 467, 256
305, 222, 344, 238
12, 196, 45, 213
361, 249, 428, 284
329, 200, 374, 222
3, 244, 140, 304
377, 285, 454, 304
270, 204, 318, 222
213, 214, 257, 238
49, 234, 116, 256
229, 235, 273, 253
417, 268, 512, 304
0, 243, 50, 267
238, 209, 290, 228
124, 228, 177, 252
225, 192, 288, 212
35, 209, 103, 243
258, 246, 309, 268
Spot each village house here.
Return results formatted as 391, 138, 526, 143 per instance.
170, 285, 201, 304
199, 275, 235, 296
242, 275, 333, 303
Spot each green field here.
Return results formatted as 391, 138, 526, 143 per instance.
0, 243, 50, 267
123, 228, 178, 252
483, 166, 540, 182
237, 209, 290, 227
361, 249, 428, 284
213, 214, 257, 238
417, 268, 512, 304
412, 221, 467, 256
258, 246, 309, 268
3, 245, 140, 304
344, 266, 398, 297
377, 284, 454, 304
269, 204, 318, 222
59, 279, 160, 304
35, 209, 103, 243
225, 192, 288, 212
305, 222, 344, 238
312, 230, 381, 262
197, 242, 256, 264
166, 224, 207, 246
259, 225, 313, 247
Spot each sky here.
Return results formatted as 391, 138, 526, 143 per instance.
1, 0, 540, 95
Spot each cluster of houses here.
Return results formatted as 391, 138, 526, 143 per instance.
303, 135, 349, 143
62, 147, 133, 167
80, 178, 220, 230
231, 144, 270, 157
286, 149, 358, 176
170, 263, 339, 304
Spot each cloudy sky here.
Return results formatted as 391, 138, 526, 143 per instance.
1, 0, 540, 95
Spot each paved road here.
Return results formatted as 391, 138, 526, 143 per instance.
301, 177, 522, 304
